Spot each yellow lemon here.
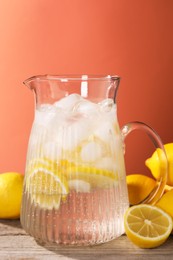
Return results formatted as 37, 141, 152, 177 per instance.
0, 172, 24, 219
156, 189, 173, 218
126, 174, 157, 205
124, 204, 173, 248
145, 143, 173, 186
26, 163, 69, 210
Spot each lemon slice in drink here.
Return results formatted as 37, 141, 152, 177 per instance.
26, 158, 71, 171
26, 163, 69, 210
124, 204, 173, 248
66, 165, 118, 189
26, 157, 56, 173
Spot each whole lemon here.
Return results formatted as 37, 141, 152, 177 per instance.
145, 143, 173, 186
126, 174, 157, 205
0, 172, 24, 219
156, 189, 173, 218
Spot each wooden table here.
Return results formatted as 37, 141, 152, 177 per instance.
0, 219, 173, 260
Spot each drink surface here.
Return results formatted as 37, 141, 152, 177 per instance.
21, 94, 129, 245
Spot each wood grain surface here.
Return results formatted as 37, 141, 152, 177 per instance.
0, 220, 173, 260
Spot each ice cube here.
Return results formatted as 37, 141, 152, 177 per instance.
35, 105, 57, 126
80, 141, 103, 162
99, 98, 114, 112
54, 94, 82, 111
45, 112, 68, 139
95, 157, 116, 172
94, 121, 115, 144
68, 180, 91, 192
49, 117, 92, 151
37, 110, 92, 152
66, 120, 91, 150
73, 100, 96, 113
38, 104, 56, 112
42, 141, 63, 160
73, 100, 101, 121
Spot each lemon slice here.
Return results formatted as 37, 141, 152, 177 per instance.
27, 157, 66, 167
66, 165, 118, 188
124, 204, 173, 248
26, 164, 69, 210
26, 157, 56, 173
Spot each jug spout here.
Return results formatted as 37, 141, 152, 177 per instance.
23, 75, 45, 90
23, 75, 120, 106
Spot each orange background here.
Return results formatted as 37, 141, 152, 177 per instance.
0, 0, 173, 176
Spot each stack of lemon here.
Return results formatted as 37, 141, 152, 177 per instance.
125, 143, 173, 248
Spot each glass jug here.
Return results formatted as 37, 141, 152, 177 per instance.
21, 75, 167, 246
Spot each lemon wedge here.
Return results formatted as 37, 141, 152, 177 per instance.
26, 163, 69, 210
124, 204, 173, 248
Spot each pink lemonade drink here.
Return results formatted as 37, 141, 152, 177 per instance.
21, 94, 129, 245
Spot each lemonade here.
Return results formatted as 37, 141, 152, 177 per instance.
21, 94, 129, 245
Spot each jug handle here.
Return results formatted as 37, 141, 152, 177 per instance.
121, 121, 167, 205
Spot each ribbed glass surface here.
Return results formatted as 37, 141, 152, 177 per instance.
21, 94, 129, 245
